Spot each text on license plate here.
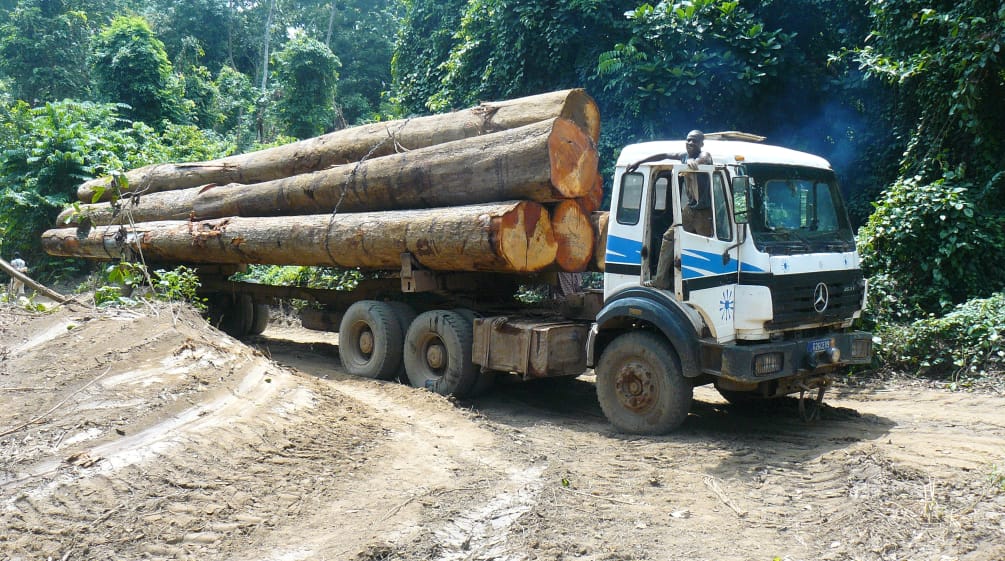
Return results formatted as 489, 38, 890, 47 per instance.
808, 338, 832, 353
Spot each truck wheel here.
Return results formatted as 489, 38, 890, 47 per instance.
339, 300, 405, 380
404, 310, 478, 397
595, 331, 692, 434
249, 302, 271, 335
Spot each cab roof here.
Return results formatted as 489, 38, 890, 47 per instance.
616, 140, 832, 170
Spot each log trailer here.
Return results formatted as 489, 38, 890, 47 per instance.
191, 134, 872, 434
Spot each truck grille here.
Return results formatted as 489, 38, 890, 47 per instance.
743, 270, 865, 329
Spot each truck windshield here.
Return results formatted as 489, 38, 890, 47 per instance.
744, 164, 855, 254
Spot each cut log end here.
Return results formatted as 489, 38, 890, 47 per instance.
551, 201, 595, 273
547, 118, 600, 200
560, 89, 601, 144
495, 202, 556, 272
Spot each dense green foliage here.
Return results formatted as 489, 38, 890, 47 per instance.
272, 34, 340, 139
852, 0, 1005, 321
91, 16, 188, 126
859, 175, 1005, 318
876, 292, 1005, 380
0, 0, 92, 102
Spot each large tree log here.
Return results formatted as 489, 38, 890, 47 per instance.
77, 89, 600, 203
43, 202, 558, 273
60, 118, 599, 227
550, 200, 595, 273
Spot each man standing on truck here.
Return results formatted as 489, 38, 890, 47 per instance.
626, 130, 713, 171
629, 130, 715, 288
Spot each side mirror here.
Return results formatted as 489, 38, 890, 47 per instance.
731, 176, 750, 224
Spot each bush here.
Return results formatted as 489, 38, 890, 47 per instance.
858, 174, 1005, 321
875, 292, 1005, 382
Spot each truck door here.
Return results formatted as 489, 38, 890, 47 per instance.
675, 167, 738, 341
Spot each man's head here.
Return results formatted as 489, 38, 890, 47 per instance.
13, 252, 21, 260
685, 130, 705, 157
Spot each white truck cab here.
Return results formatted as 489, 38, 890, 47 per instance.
589, 136, 872, 433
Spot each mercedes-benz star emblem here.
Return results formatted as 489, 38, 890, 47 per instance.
813, 282, 829, 313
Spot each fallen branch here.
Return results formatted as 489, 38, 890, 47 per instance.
703, 475, 748, 518
0, 366, 112, 438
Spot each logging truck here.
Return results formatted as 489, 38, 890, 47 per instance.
197, 135, 868, 434
42, 90, 872, 434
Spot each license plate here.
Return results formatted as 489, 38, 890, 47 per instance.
808, 338, 832, 353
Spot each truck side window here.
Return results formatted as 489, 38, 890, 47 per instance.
680, 171, 713, 237
653, 175, 669, 211
616, 172, 644, 225
713, 173, 732, 241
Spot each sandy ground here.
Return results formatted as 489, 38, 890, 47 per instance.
1, 301, 1004, 561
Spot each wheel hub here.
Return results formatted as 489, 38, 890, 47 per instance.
614, 362, 656, 413
426, 342, 446, 370
358, 328, 374, 355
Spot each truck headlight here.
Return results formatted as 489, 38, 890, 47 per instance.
754, 352, 784, 376
852, 337, 872, 359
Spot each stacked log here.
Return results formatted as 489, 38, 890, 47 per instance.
45, 89, 609, 275
43, 202, 557, 273
77, 89, 600, 203
58, 118, 598, 226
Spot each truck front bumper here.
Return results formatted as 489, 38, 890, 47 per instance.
718, 331, 872, 382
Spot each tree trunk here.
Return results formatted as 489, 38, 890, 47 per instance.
550, 200, 595, 273
77, 89, 600, 203
62, 118, 599, 226
260, 0, 275, 92
591, 211, 608, 273
43, 202, 559, 274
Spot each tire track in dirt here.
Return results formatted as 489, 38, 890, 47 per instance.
250, 331, 550, 561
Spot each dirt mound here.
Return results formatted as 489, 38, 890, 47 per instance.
2, 303, 1004, 561
1, 304, 385, 560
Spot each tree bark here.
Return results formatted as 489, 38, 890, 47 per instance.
61, 118, 599, 226
43, 202, 558, 274
550, 200, 595, 273
77, 89, 600, 203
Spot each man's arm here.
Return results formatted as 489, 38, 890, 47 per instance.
625, 152, 685, 173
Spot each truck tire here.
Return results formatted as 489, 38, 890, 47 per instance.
386, 302, 418, 383
595, 331, 692, 434
404, 310, 478, 397
249, 302, 270, 335
339, 300, 405, 380
451, 308, 496, 396
208, 293, 254, 337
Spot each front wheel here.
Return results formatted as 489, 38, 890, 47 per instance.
595, 331, 692, 434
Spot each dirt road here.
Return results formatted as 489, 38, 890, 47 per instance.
1, 304, 1003, 560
